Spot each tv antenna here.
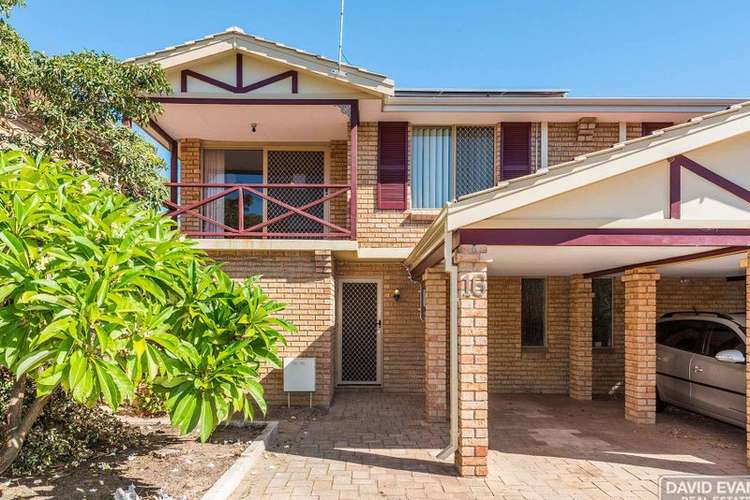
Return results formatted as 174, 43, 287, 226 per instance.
332, 0, 347, 77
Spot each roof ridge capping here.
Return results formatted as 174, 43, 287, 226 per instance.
121, 26, 389, 80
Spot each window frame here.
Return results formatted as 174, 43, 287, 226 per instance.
410, 124, 497, 210
521, 277, 547, 348
592, 277, 614, 349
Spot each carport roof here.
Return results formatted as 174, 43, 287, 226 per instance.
405, 100, 750, 274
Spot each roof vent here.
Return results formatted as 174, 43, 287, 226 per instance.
225, 26, 245, 34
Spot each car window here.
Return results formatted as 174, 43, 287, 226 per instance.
656, 320, 709, 354
706, 324, 744, 357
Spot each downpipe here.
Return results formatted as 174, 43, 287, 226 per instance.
436, 220, 458, 460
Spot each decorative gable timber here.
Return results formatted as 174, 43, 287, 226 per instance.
668, 154, 750, 219
180, 53, 298, 94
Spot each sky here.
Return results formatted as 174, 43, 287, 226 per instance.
7, 0, 750, 98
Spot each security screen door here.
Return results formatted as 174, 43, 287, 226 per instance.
338, 279, 382, 385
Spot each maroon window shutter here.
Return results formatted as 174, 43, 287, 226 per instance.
641, 122, 673, 136
377, 121, 408, 210
501, 123, 531, 180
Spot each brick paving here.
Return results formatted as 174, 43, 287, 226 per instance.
232, 390, 746, 499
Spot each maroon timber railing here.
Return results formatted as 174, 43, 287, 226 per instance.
164, 182, 354, 239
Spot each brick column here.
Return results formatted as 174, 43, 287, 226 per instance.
455, 245, 490, 477
423, 267, 448, 423
177, 139, 201, 234
622, 267, 660, 424
569, 275, 593, 400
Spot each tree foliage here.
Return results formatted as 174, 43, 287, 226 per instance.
0, 150, 293, 474
0, 1, 170, 206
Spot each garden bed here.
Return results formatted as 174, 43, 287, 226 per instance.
2, 416, 265, 499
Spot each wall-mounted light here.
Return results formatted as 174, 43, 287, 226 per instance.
392, 289, 401, 302
250, 123, 258, 133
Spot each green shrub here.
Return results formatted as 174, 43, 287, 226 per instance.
0, 150, 294, 474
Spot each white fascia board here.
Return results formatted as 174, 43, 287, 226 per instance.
446, 111, 750, 232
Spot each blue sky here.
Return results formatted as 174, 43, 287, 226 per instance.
7, 0, 750, 98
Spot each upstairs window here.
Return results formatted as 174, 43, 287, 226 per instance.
411, 126, 495, 209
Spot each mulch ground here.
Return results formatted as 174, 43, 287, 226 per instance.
1, 416, 263, 500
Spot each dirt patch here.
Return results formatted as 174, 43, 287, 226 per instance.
1, 417, 263, 500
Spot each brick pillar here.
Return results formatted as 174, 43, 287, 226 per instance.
455, 245, 490, 477
569, 275, 593, 400
622, 267, 660, 424
423, 267, 448, 423
177, 139, 201, 234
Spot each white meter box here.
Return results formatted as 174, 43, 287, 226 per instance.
283, 357, 316, 392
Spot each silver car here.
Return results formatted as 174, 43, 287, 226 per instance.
656, 312, 746, 428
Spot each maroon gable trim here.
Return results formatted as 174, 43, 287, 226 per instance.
180, 54, 299, 94
459, 228, 750, 247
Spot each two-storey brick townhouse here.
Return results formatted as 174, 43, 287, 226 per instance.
127, 27, 750, 475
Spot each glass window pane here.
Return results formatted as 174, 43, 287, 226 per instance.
592, 278, 613, 348
656, 320, 709, 354
411, 127, 452, 209
456, 127, 494, 197
706, 325, 743, 356
522, 278, 545, 347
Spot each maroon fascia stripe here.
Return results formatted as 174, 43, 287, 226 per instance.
668, 154, 750, 219
458, 228, 750, 247
180, 53, 298, 94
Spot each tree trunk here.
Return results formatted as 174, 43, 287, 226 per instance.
0, 393, 51, 476
3, 374, 27, 434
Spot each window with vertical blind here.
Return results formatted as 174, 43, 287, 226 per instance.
456, 127, 495, 197
411, 126, 495, 209
412, 127, 452, 209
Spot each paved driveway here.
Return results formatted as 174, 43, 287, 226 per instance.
232, 390, 746, 499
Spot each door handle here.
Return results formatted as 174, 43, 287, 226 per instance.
693, 365, 703, 373
656, 355, 664, 362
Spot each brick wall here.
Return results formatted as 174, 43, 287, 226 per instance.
329, 139, 349, 231
335, 260, 423, 393
206, 250, 336, 407
355, 122, 433, 247
487, 276, 571, 394
548, 122, 620, 167
486, 275, 745, 396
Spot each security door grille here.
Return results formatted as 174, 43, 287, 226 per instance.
456, 127, 495, 198
267, 150, 325, 235
339, 280, 381, 385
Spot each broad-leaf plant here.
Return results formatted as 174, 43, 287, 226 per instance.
0, 151, 293, 474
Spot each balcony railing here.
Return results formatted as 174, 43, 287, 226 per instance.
164, 182, 354, 239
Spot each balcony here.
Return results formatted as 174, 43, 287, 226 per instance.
164, 182, 354, 240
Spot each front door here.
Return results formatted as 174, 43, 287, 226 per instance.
337, 279, 382, 385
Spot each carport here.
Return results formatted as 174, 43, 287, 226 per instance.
406, 102, 750, 476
